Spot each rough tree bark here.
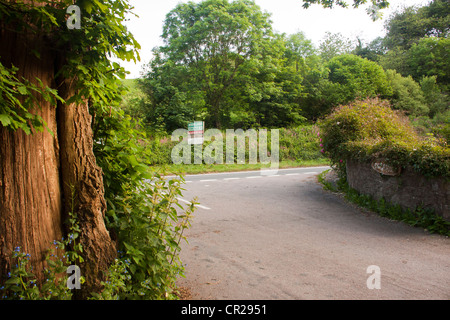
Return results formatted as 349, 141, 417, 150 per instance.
57, 76, 117, 298
0, 29, 64, 286
0, 1, 116, 298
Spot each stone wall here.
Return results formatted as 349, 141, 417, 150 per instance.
346, 159, 449, 221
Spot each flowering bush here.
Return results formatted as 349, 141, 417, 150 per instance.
319, 98, 450, 178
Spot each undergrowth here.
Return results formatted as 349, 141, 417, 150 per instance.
318, 169, 450, 236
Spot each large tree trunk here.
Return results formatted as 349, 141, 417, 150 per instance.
0, 22, 64, 286
57, 77, 117, 298
0, 2, 116, 298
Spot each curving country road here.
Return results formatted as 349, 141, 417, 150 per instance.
176, 167, 450, 300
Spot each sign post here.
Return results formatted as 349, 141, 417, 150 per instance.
188, 121, 205, 145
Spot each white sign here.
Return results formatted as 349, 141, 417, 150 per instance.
371, 159, 401, 176
188, 121, 205, 145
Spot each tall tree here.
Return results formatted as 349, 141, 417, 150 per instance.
380, 1, 449, 90
0, 0, 139, 298
385, 69, 429, 117
353, 36, 386, 61
145, 0, 275, 129
300, 54, 392, 119
243, 33, 306, 128
406, 37, 450, 88
319, 32, 355, 62
285, 32, 316, 72
384, 0, 449, 50
326, 54, 392, 102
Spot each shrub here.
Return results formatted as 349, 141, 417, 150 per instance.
141, 125, 327, 166
326, 54, 392, 103
385, 69, 429, 117
319, 98, 450, 178
92, 110, 196, 300
279, 126, 325, 161
1, 110, 195, 300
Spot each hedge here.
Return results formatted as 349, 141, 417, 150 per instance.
318, 98, 449, 179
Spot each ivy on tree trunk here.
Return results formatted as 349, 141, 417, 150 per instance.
0, 0, 139, 298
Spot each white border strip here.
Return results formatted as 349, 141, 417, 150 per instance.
177, 197, 211, 210
182, 166, 330, 178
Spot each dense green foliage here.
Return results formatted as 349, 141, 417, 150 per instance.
319, 98, 449, 178
1, 110, 196, 300
110, 124, 326, 167
326, 54, 391, 103
0, 62, 63, 134
1, 0, 194, 300
380, 37, 450, 90
91, 107, 198, 299
131, 0, 448, 136
1, 0, 449, 300
140, 0, 305, 131
385, 69, 429, 117
0, 0, 140, 125
383, 0, 449, 51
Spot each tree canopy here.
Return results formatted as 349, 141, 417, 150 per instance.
384, 0, 449, 50
131, 0, 449, 132
142, 0, 305, 131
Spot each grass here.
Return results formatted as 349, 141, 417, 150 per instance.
153, 159, 330, 175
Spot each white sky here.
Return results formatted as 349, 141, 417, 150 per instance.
121, 0, 432, 79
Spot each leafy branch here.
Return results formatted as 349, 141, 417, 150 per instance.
0, 61, 64, 135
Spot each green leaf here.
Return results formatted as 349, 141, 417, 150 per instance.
17, 86, 28, 95
128, 155, 139, 167
83, 2, 93, 14
5, 277, 20, 285
77, 65, 89, 75
0, 114, 12, 127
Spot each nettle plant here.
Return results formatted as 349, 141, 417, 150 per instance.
92, 111, 197, 299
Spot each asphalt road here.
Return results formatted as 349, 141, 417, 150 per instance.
176, 167, 450, 300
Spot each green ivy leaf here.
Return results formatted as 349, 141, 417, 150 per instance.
0, 114, 12, 127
